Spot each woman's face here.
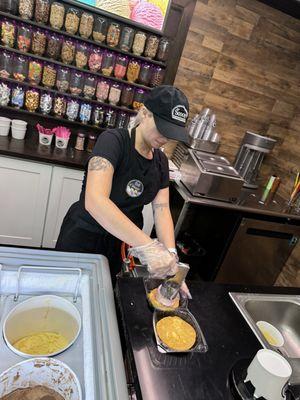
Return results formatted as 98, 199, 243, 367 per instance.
141, 113, 168, 149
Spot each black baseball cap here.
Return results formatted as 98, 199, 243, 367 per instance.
144, 85, 189, 143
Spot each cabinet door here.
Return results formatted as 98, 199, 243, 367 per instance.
42, 167, 84, 248
0, 156, 52, 247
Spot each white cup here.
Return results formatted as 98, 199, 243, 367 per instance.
11, 126, 27, 140
11, 119, 27, 128
245, 349, 292, 400
0, 117, 11, 136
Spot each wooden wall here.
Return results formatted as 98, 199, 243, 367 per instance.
171, 0, 300, 286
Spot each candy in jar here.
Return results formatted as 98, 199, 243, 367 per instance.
88, 48, 102, 72
31, 29, 46, 56
83, 75, 96, 99
96, 80, 110, 102
61, 39, 75, 65
40, 92, 53, 114
65, 7, 80, 35
1, 19, 15, 48
42, 64, 56, 88
35, 0, 50, 24
75, 42, 89, 69
138, 63, 151, 86
19, 0, 34, 19
87, 133, 96, 152
79, 12, 94, 39
0, 83, 11, 106
120, 85, 134, 108
13, 55, 28, 82
92, 106, 104, 126
132, 31, 146, 56
75, 132, 85, 150
0, 51, 12, 78
46, 34, 62, 60
108, 83, 121, 106
70, 71, 83, 95
157, 37, 170, 62
0, 0, 18, 14
104, 109, 117, 128
11, 86, 25, 108
66, 99, 80, 121
101, 52, 115, 77
119, 26, 134, 52
93, 16, 107, 43
144, 35, 159, 59
17, 24, 31, 52
53, 95, 66, 116
132, 88, 145, 110
126, 60, 140, 83
114, 56, 128, 80
28, 60, 43, 85
50, 2, 65, 30
25, 89, 39, 112
106, 22, 120, 48
56, 67, 70, 92
150, 66, 164, 87
116, 111, 129, 129
79, 103, 92, 124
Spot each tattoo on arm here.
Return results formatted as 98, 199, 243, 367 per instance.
153, 203, 169, 214
88, 156, 113, 172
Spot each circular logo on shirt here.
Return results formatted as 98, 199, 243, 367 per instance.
126, 179, 144, 198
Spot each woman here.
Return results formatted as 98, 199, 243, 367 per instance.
56, 85, 190, 284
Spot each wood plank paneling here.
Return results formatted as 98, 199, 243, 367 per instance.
172, 0, 300, 287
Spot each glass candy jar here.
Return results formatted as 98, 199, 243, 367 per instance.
96, 79, 110, 103
79, 12, 94, 39
28, 59, 43, 85
101, 52, 115, 77
106, 22, 120, 48
144, 35, 159, 59
53, 95, 66, 117
65, 7, 80, 35
93, 16, 107, 43
31, 29, 46, 56
16, 24, 31, 52
42, 63, 57, 88
138, 63, 151, 86
34, 0, 50, 24
70, 71, 83, 95
0, 51, 13, 78
75, 42, 89, 69
40, 92, 53, 114
126, 60, 140, 83
108, 83, 121, 106
132, 31, 146, 56
46, 34, 62, 60
79, 103, 92, 124
133, 88, 145, 110
119, 26, 134, 52
49, 2, 65, 30
19, 0, 34, 19
157, 37, 170, 62
83, 75, 96, 99
13, 55, 28, 81
66, 99, 80, 121
88, 48, 102, 72
25, 88, 39, 112
61, 39, 75, 65
114, 55, 128, 80
105, 109, 117, 128
92, 106, 104, 127
150, 66, 164, 87
120, 85, 134, 108
11, 85, 25, 108
1, 19, 15, 48
56, 67, 70, 92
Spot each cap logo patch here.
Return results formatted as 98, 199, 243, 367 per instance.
172, 105, 188, 123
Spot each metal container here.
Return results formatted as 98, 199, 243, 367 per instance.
153, 308, 208, 353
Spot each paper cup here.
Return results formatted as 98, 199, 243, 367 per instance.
0, 117, 11, 136
256, 321, 284, 348
11, 119, 27, 128
55, 135, 70, 149
245, 349, 292, 400
11, 127, 27, 140
3, 295, 81, 358
0, 358, 82, 400
39, 132, 53, 146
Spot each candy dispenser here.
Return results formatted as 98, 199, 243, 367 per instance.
92, 106, 105, 127
28, 59, 43, 85
0, 0, 18, 14
70, 71, 83, 95
120, 85, 134, 108
105, 109, 117, 128
126, 59, 140, 83
101, 52, 115, 77
53, 95, 66, 117
79, 12, 94, 39
16, 24, 31, 52
46, 33, 62, 60
157, 37, 170, 62
88, 48, 102, 72
133, 88, 145, 110
138, 63, 151, 86
107, 22, 121, 48
61, 39, 75, 65
96, 79, 110, 103
49, 2, 65, 30
93, 16, 108, 43
66, 98, 80, 121
79, 102, 92, 124
116, 111, 129, 129
34, 0, 50, 24
132, 31, 146, 56
0, 82, 11, 106
150, 66, 165, 87
119, 26, 134, 52
0, 51, 13, 78
114, 55, 128, 80
65, 7, 80, 35
83, 75, 96, 99
108, 83, 121, 106
144, 35, 159, 59
75, 42, 89, 69
19, 0, 34, 19
11, 85, 25, 108
56, 67, 70, 92
13, 55, 28, 81
42, 63, 57, 88
31, 28, 46, 56
1, 19, 15, 48
25, 88, 39, 112
39, 92, 53, 114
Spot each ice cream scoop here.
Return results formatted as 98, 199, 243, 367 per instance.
157, 263, 190, 304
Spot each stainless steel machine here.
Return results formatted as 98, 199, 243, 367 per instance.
234, 131, 277, 188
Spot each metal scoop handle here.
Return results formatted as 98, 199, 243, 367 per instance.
159, 263, 190, 300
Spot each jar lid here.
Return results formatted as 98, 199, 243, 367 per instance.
88, 133, 96, 139
78, 132, 85, 137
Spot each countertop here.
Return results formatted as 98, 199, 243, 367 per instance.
116, 278, 300, 400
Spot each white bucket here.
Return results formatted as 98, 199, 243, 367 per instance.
3, 295, 81, 358
0, 357, 82, 400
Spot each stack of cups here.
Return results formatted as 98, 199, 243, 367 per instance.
0, 117, 11, 136
11, 120, 27, 140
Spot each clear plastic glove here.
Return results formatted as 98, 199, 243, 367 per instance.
129, 239, 177, 278
180, 281, 192, 299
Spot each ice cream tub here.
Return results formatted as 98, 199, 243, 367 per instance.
0, 357, 82, 400
3, 295, 81, 358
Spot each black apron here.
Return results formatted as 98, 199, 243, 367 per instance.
56, 128, 162, 284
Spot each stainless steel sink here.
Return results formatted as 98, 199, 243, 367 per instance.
230, 293, 300, 383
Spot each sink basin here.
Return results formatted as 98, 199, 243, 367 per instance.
230, 293, 300, 383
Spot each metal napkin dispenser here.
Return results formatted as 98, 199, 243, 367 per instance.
180, 150, 245, 202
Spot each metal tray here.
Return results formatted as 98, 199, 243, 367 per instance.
153, 308, 208, 354
143, 278, 188, 312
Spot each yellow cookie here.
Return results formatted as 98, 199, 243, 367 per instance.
148, 288, 179, 311
156, 316, 196, 351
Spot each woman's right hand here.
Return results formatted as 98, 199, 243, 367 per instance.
129, 239, 177, 278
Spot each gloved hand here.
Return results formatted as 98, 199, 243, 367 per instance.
129, 239, 177, 278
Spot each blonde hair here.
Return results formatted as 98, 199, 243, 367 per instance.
128, 106, 153, 129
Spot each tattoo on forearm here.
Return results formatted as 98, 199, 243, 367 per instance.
153, 203, 169, 213
88, 156, 112, 171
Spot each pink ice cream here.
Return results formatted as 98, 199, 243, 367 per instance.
131, 1, 164, 30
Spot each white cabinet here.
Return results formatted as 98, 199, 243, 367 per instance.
0, 156, 52, 247
42, 167, 84, 248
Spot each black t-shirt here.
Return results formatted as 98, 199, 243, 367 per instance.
73, 128, 169, 233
